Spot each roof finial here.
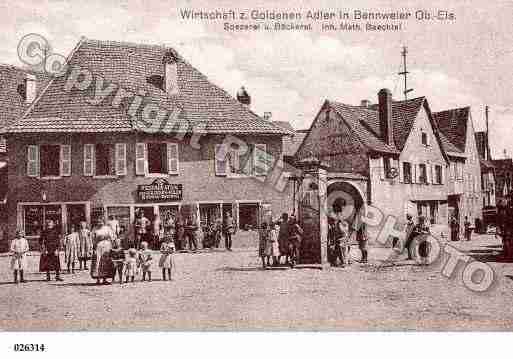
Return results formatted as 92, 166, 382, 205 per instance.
398, 46, 414, 100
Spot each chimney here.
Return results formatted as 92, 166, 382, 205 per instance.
236, 86, 251, 106
162, 50, 179, 95
263, 112, 272, 121
25, 73, 37, 103
378, 88, 394, 146
360, 99, 371, 107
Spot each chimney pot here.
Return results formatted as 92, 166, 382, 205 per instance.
378, 88, 394, 146
237, 86, 251, 106
263, 112, 272, 121
361, 99, 371, 107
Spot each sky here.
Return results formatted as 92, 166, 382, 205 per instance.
1, 0, 512, 157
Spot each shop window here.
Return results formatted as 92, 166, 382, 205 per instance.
403, 162, 412, 183
23, 205, 62, 237
95, 144, 115, 176
40, 145, 60, 177
106, 206, 131, 235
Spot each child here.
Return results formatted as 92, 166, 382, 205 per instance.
64, 224, 80, 274
159, 237, 175, 281
11, 230, 29, 284
111, 239, 125, 284
78, 221, 93, 270
268, 223, 279, 267
138, 241, 153, 281
125, 248, 138, 283
259, 222, 270, 268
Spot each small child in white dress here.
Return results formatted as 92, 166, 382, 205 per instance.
125, 248, 138, 283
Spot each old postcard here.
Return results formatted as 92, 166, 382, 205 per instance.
0, 0, 512, 351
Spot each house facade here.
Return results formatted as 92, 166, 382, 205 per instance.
492, 158, 513, 207
434, 107, 483, 235
295, 89, 453, 239
1, 39, 293, 249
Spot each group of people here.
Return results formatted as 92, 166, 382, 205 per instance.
9, 217, 177, 285
327, 213, 369, 267
449, 214, 474, 242
258, 213, 303, 268
132, 209, 235, 252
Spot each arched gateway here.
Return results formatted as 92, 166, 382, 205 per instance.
294, 158, 367, 266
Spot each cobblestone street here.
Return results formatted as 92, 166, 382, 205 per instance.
2, 233, 513, 331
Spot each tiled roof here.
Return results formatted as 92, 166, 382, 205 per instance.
0, 64, 50, 129
272, 121, 295, 132
328, 97, 429, 154
439, 131, 465, 157
283, 132, 307, 157
432, 107, 470, 152
5, 38, 290, 136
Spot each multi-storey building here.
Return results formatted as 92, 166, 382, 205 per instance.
1, 38, 293, 249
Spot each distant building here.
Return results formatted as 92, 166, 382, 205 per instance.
475, 131, 496, 227
295, 89, 454, 238
433, 107, 483, 235
492, 158, 513, 207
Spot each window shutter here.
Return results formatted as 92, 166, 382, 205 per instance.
135, 143, 147, 175
215, 144, 227, 176
60, 145, 71, 176
83, 144, 94, 176
254, 144, 268, 176
425, 164, 431, 184
115, 143, 127, 176
167, 143, 179, 175
441, 165, 445, 184
379, 157, 384, 180
399, 161, 404, 182
27, 145, 39, 177
413, 163, 417, 183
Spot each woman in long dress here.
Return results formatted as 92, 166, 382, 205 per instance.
90, 219, 115, 285
78, 221, 93, 270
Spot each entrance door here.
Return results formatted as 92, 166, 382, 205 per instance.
67, 204, 86, 232
238, 203, 259, 230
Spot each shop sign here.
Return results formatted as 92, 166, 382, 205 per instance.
137, 179, 183, 202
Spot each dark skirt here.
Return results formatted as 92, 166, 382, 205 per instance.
39, 253, 61, 272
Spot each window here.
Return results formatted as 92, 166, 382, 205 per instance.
148, 143, 167, 174
403, 162, 412, 183
419, 164, 427, 184
95, 143, 115, 176
456, 162, 463, 180
215, 143, 269, 177
84, 143, 127, 177
430, 202, 439, 224
23, 205, 62, 237
435, 165, 442, 184
383, 157, 391, 178
421, 132, 428, 146
135, 142, 179, 176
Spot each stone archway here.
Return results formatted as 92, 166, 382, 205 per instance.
326, 181, 365, 223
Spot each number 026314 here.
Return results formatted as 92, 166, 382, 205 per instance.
13, 344, 46, 352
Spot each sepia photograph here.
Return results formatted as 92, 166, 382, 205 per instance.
0, 0, 513, 355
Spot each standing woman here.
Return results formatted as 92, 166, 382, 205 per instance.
90, 218, 115, 285
152, 214, 162, 250
78, 221, 93, 270
223, 212, 234, 251
39, 220, 63, 281
278, 213, 290, 265
288, 216, 303, 268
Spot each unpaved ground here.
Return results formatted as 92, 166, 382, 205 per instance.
1, 233, 513, 331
